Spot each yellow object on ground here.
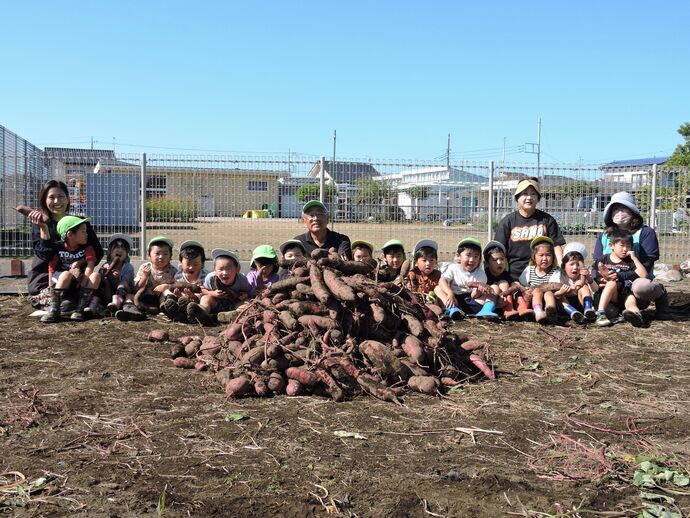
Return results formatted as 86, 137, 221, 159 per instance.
242, 210, 269, 219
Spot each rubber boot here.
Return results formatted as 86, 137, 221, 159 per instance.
476, 301, 499, 321
583, 296, 596, 322
517, 296, 534, 321
116, 302, 146, 322
71, 287, 94, 321
502, 294, 519, 320
84, 295, 101, 318
40, 288, 63, 324
107, 293, 123, 314
563, 303, 585, 324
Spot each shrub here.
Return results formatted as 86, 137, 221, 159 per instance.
146, 196, 197, 222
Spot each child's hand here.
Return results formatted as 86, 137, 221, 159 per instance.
141, 264, 151, 278
627, 250, 637, 259
258, 265, 272, 281
555, 285, 571, 297
70, 261, 83, 280
442, 292, 457, 309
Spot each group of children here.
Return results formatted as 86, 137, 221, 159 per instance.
405, 231, 650, 327
39, 214, 652, 328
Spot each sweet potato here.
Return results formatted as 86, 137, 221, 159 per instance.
148, 330, 169, 342
215, 367, 233, 386
254, 378, 270, 397
311, 249, 329, 260
314, 368, 345, 401
425, 303, 443, 317
173, 357, 195, 369
407, 375, 440, 395
225, 340, 245, 359
287, 301, 326, 318
309, 265, 331, 304
225, 376, 252, 398
285, 366, 320, 387
460, 339, 486, 352
179, 335, 195, 346
267, 372, 287, 394
369, 303, 401, 330
169, 343, 186, 359
401, 314, 425, 337
185, 339, 201, 357
357, 374, 400, 403
359, 340, 406, 380
271, 292, 289, 304
400, 359, 429, 377
286, 379, 303, 396
269, 276, 310, 293
225, 323, 243, 342
200, 336, 222, 356
401, 334, 426, 364
322, 268, 356, 302
338, 260, 375, 276
240, 346, 265, 366
194, 359, 209, 371
469, 354, 495, 380
297, 315, 333, 332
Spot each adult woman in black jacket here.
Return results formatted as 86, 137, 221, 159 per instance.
26, 180, 104, 306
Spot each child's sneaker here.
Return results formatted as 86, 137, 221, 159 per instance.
595, 312, 612, 327
622, 309, 644, 327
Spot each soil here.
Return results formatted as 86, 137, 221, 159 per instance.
1, 286, 690, 517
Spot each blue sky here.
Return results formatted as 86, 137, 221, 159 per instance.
2, 1, 688, 164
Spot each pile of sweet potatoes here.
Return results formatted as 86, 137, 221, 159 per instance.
169, 248, 494, 402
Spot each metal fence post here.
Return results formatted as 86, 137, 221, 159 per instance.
140, 153, 147, 259
650, 163, 658, 230
319, 155, 325, 204
487, 160, 494, 241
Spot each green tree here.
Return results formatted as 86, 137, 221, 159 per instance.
353, 177, 400, 221
296, 183, 335, 203
406, 186, 430, 200
667, 122, 690, 167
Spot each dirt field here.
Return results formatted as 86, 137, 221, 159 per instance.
1, 287, 690, 517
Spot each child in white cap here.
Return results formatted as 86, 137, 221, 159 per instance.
161, 240, 208, 322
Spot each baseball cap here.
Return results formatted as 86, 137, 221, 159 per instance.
107, 233, 133, 251
302, 200, 327, 214
482, 240, 506, 261
279, 239, 306, 255
382, 239, 404, 252
251, 244, 278, 263
413, 239, 438, 255
148, 236, 174, 251
514, 178, 541, 200
562, 242, 588, 260
57, 216, 88, 239
180, 240, 204, 252
351, 240, 374, 253
530, 236, 554, 249
457, 237, 482, 250
211, 248, 240, 269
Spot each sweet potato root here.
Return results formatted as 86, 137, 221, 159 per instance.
469, 354, 495, 380
286, 379, 303, 396
173, 357, 196, 369
309, 264, 331, 304
285, 366, 320, 387
322, 268, 356, 302
148, 330, 169, 342
407, 375, 439, 395
225, 376, 252, 398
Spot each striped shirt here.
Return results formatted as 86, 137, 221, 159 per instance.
519, 265, 561, 287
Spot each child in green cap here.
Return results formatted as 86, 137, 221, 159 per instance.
41, 216, 102, 323
378, 239, 405, 283
246, 245, 280, 291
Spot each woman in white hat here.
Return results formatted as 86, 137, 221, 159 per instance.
495, 177, 566, 283
592, 192, 668, 319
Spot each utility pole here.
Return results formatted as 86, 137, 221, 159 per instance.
446, 133, 451, 171
332, 130, 337, 229
536, 117, 541, 181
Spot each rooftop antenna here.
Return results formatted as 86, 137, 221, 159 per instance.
446, 133, 451, 170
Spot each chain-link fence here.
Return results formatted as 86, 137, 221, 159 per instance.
1, 147, 688, 264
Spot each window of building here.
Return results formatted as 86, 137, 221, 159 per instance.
248, 180, 268, 192
146, 175, 167, 197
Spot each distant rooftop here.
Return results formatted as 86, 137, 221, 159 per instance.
44, 147, 117, 162
603, 157, 669, 167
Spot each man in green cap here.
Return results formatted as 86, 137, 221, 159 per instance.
41, 216, 102, 323
294, 200, 352, 260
